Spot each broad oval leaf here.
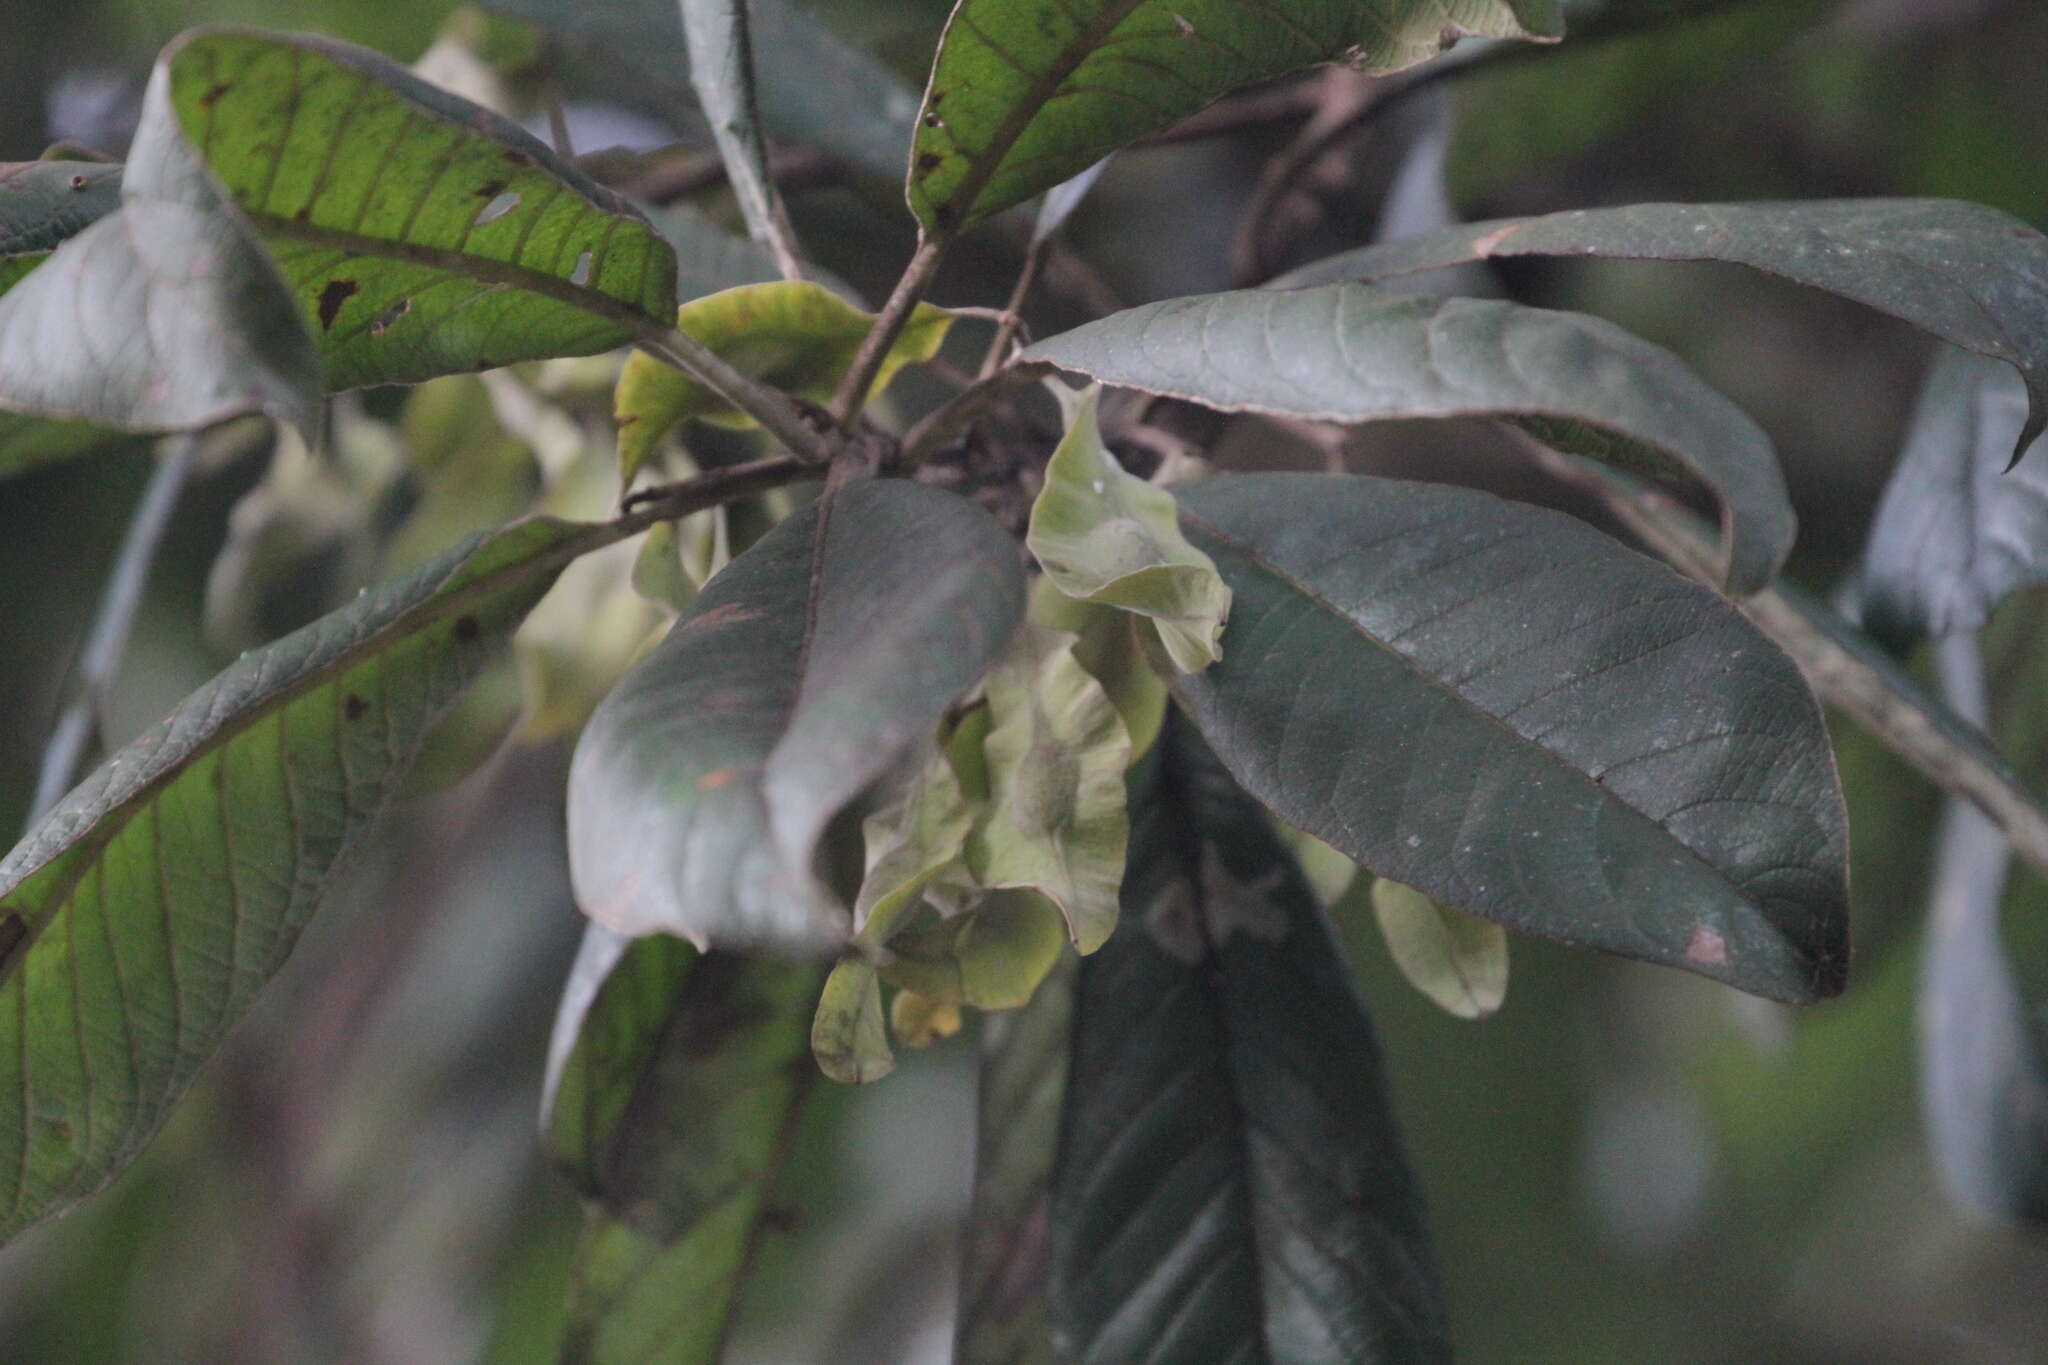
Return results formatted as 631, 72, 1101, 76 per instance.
1370, 877, 1509, 1020
1855, 346, 2048, 645
1029, 385, 1232, 671
1169, 473, 1850, 1003
0, 160, 121, 297
909, 0, 1563, 233
168, 27, 677, 390
1052, 726, 1449, 1362
613, 281, 955, 480
1285, 199, 2048, 460
1025, 283, 1794, 595
0, 517, 588, 1240
811, 956, 895, 1084
566, 479, 1026, 955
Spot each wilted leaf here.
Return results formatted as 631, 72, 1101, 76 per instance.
878, 890, 1070, 1010
1371, 877, 1509, 1020
811, 957, 895, 1084
0, 160, 121, 296
1026, 282, 1794, 594
1028, 385, 1231, 671
1029, 583, 1168, 769
567, 478, 1025, 955
614, 281, 955, 480
966, 623, 1132, 953
853, 742, 977, 947
909, 0, 1563, 232
1287, 199, 2048, 461
0, 517, 592, 1240
890, 989, 962, 1048
1167, 473, 1850, 1003
1051, 726, 1449, 1362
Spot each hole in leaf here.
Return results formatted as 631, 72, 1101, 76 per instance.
316, 278, 359, 331
570, 250, 594, 287
369, 298, 411, 335
475, 190, 521, 226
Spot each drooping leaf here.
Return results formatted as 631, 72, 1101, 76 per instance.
965, 623, 1132, 953
614, 281, 956, 480
1917, 635, 2048, 1223
878, 890, 1071, 1010
1285, 199, 2048, 460
566, 478, 1026, 955
852, 741, 977, 948
1029, 582, 1169, 769
1052, 726, 1449, 1363
1277, 822, 1362, 908
543, 929, 820, 1363
1029, 385, 1232, 671
1854, 346, 2048, 646
169, 28, 676, 390
890, 988, 962, 1048
1166, 473, 1850, 1003
908, 0, 1564, 233
1370, 877, 1509, 1020
0, 160, 121, 296
811, 957, 895, 1084
955, 953, 1076, 1365
1025, 282, 1795, 595
0, 516, 592, 1240
681, 0, 799, 270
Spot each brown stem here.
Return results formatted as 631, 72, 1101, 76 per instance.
980, 241, 1047, 378
829, 236, 948, 428
633, 326, 836, 464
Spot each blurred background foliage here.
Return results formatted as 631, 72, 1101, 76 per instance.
3, 0, 2048, 1360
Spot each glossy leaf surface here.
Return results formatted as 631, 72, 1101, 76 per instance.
1171, 474, 1850, 1002
1026, 283, 1793, 594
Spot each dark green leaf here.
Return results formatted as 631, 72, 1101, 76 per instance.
0, 160, 121, 296
1026, 284, 1794, 594
1285, 199, 2048, 461
0, 413, 130, 483
544, 928, 819, 1363
955, 953, 1076, 1365
0, 517, 589, 1240
566, 479, 1026, 955
1052, 727, 1449, 1363
1168, 473, 1850, 1002
909, 0, 1564, 233
1855, 346, 2048, 645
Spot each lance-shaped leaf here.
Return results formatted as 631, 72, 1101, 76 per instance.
908, 0, 1563, 233
1168, 473, 1850, 1003
0, 160, 121, 296
965, 624, 1132, 954
614, 281, 956, 480
955, 953, 1076, 1365
1855, 347, 2048, 646
681, 0, 799, 272
1284, 200, 2048, 460
168, 27, 677, 390
811, 957, 894, 1084
567, 479, 1026, 956
1052, 728, 1449, 1362
543, 929, 820, 1363
1029, 386, 1231, 672
0, 517, 590, 1240
1371, 877, 1509, 1020
1025, 283, 1794, 595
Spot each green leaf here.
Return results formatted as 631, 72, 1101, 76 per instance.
1854, 346, 2048, 646
1286, 199, 2048, 462
909, 0, 1563, 232
1052, 725, 1449, 1362
0, 516, 589, 1240
1028, 385, 1232, 671
614, 281, 956, 481
648, 201, 782, 304
169, 27, 676, 391
0, 160, 121, 297
1168, 473, 1850, 1003
543, 929, 819, 1363
1027, 282, 1794, 595
878, 890, 1071, 1010
681, 0, 798, 269
811, 957, 895, 1084
1370, 877, 1509, 1020
852, 742, 977, 948
1029, 583, 1169, 769
0, 413, 130, 483
1277, 822, 1361, 908
955, 952, 1076, 1365
567, 478, 1026, 955
966, 623, 1132, 953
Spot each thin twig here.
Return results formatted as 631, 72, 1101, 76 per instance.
899, 362, 1051, 470
30, 434, 199, 827
980, 245, 1047, 378
829, 236, 948, 429
632, 325, 836, 464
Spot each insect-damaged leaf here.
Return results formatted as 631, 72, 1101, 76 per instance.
566, 479, 1025, 956
1026, 282, 1794, 595
1052, 726, 1450, 1362
852, 741, 976, 949
1169, 473, 1850, 1003
1028, 385, 1231, 672
879, 890, 1071, 1011
613, 281, 956, 480
811, 956, 895, 1085
908, 0, 1563, 232
543, 928, 819, 1363
1371, 877, 1510, 1020
1286, 199, 2048, 462
0, 517, 587, 1241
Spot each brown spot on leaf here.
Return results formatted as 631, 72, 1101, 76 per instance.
675, 602, 766, 634
316, 278, 358, 331
922, 109, 942, 128
1471, 223, 1525, 258
198, 82, 233, 109
503, 148, 532, 166
616, 413, 640, 427
473, 179, 506, 200
68, 174, 87, 190
369, 297, 411, 335
1685, 924, 1729, 967
696, 767, 736, 792
760, 1205, 801, 1234
343, 694, 368, 721
916, 152, 944, 175
0, 913, 24, 963
453, 615, 480, 642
